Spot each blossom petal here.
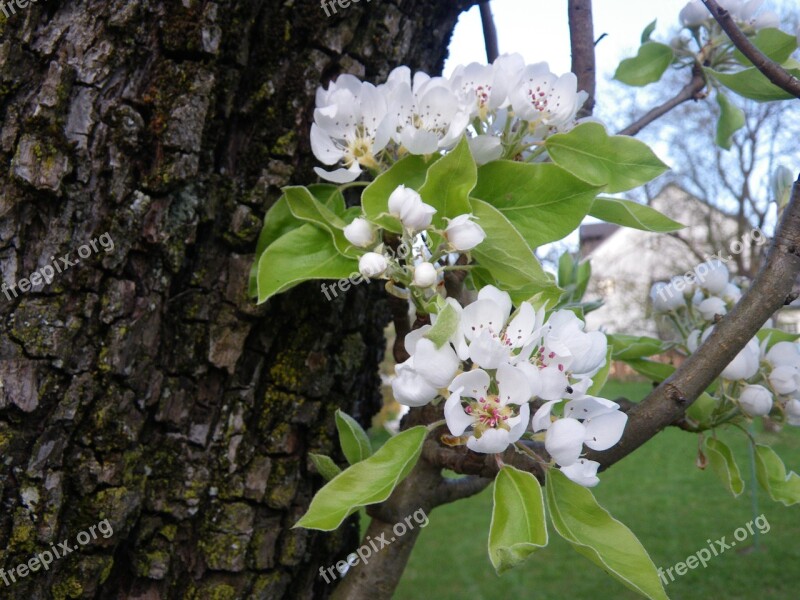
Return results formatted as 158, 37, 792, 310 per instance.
468, 329, 511, 369
392, 360, 438, 407
462, 299, 506, 341
545, 418, 586, 466
583, 409, 628, 451
560, 459, 601, 487
505, 302, 538, 349
477, 285, 512, 322
413, 338, 459, 388
444, 387, 475, 436
564, 396, 619, 420
448, 369, 490, 398
531, 399, 560, 432
467, 428, 513, 454
496, 363, 532, 405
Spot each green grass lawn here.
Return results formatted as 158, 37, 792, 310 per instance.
391, 380, 800, 599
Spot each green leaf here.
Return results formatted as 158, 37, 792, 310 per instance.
607, 334, 669, 360
756, 328, 800, 348
734, 28, 798, 66
250, 185, 346, 297
546, 469, 669, 600
704, 437, 744, 497
295, 426, 428, 530
587, 347, 613, 396
641, 19, 657, 44
425, 303, 459, 348
686, 392, 718, 429
335, 410, 373, 465
715, 93, 745, 150
614, 41, 674, 86
590, 197, 683, 232
489, 466, 548, 574
284, 186, 359, 257
468, 197, 562, 305
419, 136, 476, 227
754, 444, 800, 506
257, 224, 358, 304
574, 260, 591, 301
546, 123, 669, 193
362, 154, 438, 232
706, 66, 800, 102
309, 454, 342, 481
557, 252, 575, 288
625, 358, 675, 383
473, 161, 601, 248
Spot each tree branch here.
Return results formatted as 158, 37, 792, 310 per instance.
701, 0, 800, 99
568, 0, 596, 117
617, 65, 707, 136
586, 173, 800, 467
479, 2, 499, 63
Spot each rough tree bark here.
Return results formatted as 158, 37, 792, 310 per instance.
0, 1, 473, 598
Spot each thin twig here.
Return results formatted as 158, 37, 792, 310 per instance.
617, 65, 707, 136
479, 2, 499, 63
568, 0, 597, 117
702, 0, 800, 99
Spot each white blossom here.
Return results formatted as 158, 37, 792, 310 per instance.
312, 75, 392, 182
651, 281, 686, 313
509, 62, 586, 133
358, 252, 388, 278
343, 218, 376, 248
698, 296, 727, 321
738, 384, 773, 417
387, 185, 436, 231
444, 214, 486, 251
412, 262, 438, 288
785, 398, 800, 426
445, 364, 531, 454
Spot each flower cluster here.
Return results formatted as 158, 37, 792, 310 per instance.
347, 185, 486, 303
391, 286, 627, 487
311, 55, 588, 182
679, 0, 779, 31
651, 259, 800, 427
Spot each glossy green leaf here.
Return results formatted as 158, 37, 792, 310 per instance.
590, 197, 683, 232
335, 410, 372, 465
489, 466, 548, 573
546, 123, 669, 193
615, 41, 674, 86
362, 154, 438, 232
468, 197, 562, 305
419, 136, 476, 227
284, 186, 359, 257
557, 252, 575, 288
309, 454, 342, 481
588, 347, 613, 396
756, 328, 800, 348
715, 93, 745, 150
295, 426, 428, 530
546, 469, 669, 600
754, 444, 800, 506
706, 66, 800, 102
625, 358, 675, 383
473, 161, 601, 247
607, 334, 669, 360
641, 19, 657, 43
704, 437, 744, 497
425, 302, 459, 349
734, 28, 798, 66
257, 224, 358, 304
250, 185, 346, 296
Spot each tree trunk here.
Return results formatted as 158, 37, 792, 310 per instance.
0, 1, 470, 597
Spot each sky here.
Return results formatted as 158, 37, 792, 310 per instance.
446, 0, 691, 79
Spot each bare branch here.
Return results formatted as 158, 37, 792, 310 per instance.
568, 0, 597, 117
617, 65, 707, 136
479, 2, 499, 63
701, 0, 800, 99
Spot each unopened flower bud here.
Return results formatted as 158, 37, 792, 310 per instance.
445, 214, 486, 251
413, 262, 438, 288
739, 385, 773, 417
359, 252, 388, 278
344, 218, 376, 248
